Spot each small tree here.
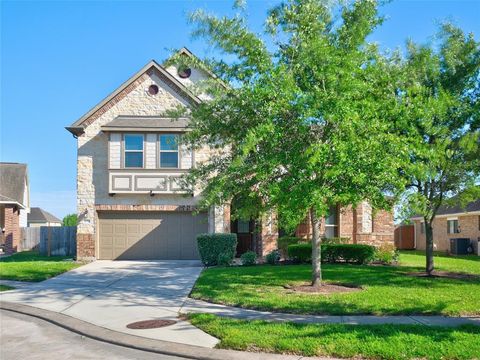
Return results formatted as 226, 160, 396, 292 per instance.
174, 0, 407, 287
62, 214, 78, 227
399, 24, 480, 275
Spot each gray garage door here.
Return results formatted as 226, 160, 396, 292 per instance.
97, 211, 208, 260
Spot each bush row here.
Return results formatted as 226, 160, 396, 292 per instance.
287, 243, 376, 264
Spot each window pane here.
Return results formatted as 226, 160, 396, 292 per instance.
125, 135, 143, 150
160, 152, 178, 168
324, 226, 337, 239
237, 219, 250, 233
160, 134, 178, 151
325, 205, 337, 225
125, 152, 143, 168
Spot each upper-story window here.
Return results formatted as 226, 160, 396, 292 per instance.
159, 134, 179, 168
124, 134, 144, 168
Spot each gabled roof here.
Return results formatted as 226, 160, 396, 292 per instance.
28, 207, 62, 224
0, 163, 29, 208
101, 115, 189, 132
411, 197, 480, 220
66, 59, 203, 136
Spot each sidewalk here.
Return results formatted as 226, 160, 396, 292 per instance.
180, 298, 480, 327
0, 280, 36, 289
0, 301, 335, 360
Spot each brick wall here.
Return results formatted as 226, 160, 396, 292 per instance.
292, 203, 394, 247
414, 214, 480, 252
3, 205, 20, 254
77, 233, 95, 259
258, 211, 278, 256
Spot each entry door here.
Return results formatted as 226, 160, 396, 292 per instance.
232, 218, 255, 256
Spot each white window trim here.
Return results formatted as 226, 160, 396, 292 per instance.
124, 134, 145, 169
159, 134, 180, 169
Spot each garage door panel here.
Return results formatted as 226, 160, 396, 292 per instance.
98, 211, 207, 260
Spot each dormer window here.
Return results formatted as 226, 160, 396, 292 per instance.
159, 134, 179, 168
124, 134, 144, 168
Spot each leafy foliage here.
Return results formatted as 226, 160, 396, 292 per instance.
265, 249, 281, 265
197, 233, 237, 266
62, 214, 77, 227
288, 243, 376, 264
397, 23, 480, 273
173, 0, 409, 285
240, 251, 257, 266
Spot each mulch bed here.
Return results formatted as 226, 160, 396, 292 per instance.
406, 271, 479, 280
283, 283, 362, 294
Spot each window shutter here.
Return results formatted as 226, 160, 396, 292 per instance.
109, 133, 121, 169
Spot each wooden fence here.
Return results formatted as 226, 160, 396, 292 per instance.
394, 225, 415, 250
21, 226, 77, 256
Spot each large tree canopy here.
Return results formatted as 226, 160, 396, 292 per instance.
398, 24, 480, 274
170, 0, 410, 286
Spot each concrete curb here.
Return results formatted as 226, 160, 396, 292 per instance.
0, 301, 329, 360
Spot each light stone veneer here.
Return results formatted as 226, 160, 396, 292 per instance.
76, 68, 223, 238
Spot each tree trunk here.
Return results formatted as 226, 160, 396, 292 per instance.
425, 219, 434, 276
310, 207, 322, 287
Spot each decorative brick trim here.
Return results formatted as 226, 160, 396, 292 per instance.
3, 205, 20, 254
95, 204, 199, 212
77, 233, 95, 259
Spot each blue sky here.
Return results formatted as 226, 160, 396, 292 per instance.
1, 0, 479, 219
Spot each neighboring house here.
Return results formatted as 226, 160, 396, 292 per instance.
0, 163, 30, 254
27, 207, 62, 227
411, 198, 480, 254
67, 47, 394, 261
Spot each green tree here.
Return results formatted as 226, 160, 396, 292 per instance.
173, 0, 407, 287
399, 24, 480, 275
62, 214, 78, 227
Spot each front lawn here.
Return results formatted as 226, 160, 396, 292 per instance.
0, 251, 81, 282
190, 251, 480, 316
0, 284, 14, 291
399, 250, 480, 275
189, 313, 480, 360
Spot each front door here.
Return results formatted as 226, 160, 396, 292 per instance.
232, 218, 255, 256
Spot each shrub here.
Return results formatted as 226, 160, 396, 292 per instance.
287, 243, 312, 263
322, 237, 350, 245
197, 233, 237, 266
265, 249, 281, 265
375, 243, 398, 264
240, 251, 257, 266
278, 236, 305, 257
287, 243, 376, 264
323, 244, 376, 264
217, 252, 233, 267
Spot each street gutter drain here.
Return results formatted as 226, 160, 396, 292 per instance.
126, 320, 177, 329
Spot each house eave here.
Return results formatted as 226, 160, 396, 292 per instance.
65, 126, 85, 136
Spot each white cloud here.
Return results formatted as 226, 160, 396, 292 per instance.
30, 190, 76, 220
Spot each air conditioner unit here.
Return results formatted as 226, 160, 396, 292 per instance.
449, 238, 471, 255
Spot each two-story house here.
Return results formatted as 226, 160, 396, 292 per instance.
67, 48, 395, 261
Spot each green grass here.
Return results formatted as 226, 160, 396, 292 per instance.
190, 251, 480, 316
399, 250, 480, 275
0, 251, 81, 282
0, 284, 14, 291
189, 313, 480, 360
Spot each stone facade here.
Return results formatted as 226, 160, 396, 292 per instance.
413, 214, 480, 253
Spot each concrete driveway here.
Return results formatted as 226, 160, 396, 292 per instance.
0, 260, 218, 348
